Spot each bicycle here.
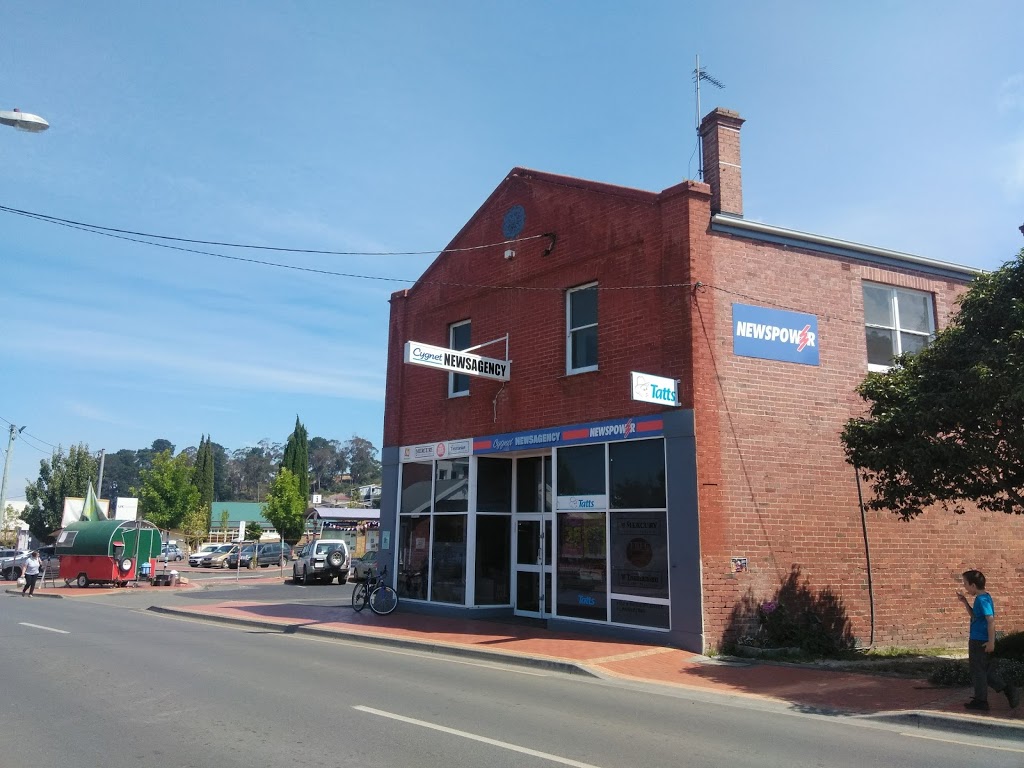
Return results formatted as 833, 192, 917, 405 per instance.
351, 564, 399, 616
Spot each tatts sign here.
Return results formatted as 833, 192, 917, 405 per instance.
404, 341, 511, 381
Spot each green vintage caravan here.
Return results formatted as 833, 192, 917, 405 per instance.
56, 519, 162, 587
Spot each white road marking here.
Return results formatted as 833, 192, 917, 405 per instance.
18, 622, 69, 634
354, 705, 605, 767
900, 731, 1024, 752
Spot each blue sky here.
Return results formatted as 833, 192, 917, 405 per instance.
1, 2, 1022, 501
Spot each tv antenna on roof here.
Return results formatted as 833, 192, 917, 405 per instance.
694, 55, 724, 181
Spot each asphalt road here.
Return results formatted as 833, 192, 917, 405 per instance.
1, 586, 1021, 768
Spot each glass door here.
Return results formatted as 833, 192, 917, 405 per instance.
513, 456, 552, 617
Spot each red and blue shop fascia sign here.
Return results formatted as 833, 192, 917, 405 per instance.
473, 415, 664, 455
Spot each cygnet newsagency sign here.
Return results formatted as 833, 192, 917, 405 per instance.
404, 341, 511, 382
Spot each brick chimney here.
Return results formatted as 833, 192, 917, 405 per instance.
699, 108, 745, 216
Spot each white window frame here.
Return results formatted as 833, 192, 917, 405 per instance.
863, 283, 935, 372
566, 282, 598, 375
448, 319, 471, 397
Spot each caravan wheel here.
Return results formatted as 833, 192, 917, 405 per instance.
76, 574, 90, 588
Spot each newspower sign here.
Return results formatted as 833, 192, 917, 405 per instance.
404, 341, 511, 382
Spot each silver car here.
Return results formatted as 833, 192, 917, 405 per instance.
189, 544, 221, 567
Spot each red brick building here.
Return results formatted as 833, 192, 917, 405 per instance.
379, 107, 1024, 652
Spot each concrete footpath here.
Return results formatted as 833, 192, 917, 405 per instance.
149, 584, 1024, 741
11, 578, 1024, 739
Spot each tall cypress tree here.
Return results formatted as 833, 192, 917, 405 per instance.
191, 435, 216, 531
282, 416, 310, 504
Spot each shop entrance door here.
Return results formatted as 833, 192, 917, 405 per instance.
513, 455, 552, 618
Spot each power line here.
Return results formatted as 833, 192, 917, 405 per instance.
0, 203, 873, 316
16, 433, 51, 455
0, 204, 548, 256
0, 205, 699, 292
22, 431, 58, 450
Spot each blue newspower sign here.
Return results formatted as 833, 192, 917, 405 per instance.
732, 303, 819, 366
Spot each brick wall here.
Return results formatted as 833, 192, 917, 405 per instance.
694, 232, 1024, 650
384, 170, 709, 448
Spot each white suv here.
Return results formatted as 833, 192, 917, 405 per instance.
292, 539, 350, 585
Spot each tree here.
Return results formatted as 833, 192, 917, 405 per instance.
842, 249, 1024, 519
191, 435, 215, 530
262, 468, 307, 545
100, 449, 140, 499
281, 416, 310, 503
231, 444, 277, 501
210, 441, 229, 501
134, 451, 199, 530
308, 436, 345, 493
180, 503, 209, 551
346, 436, 381, 486
2, 503, 22, 546
243, 521, 264, 542
219, 508, 231, 531
136, 438, 176, 472
23, 443, 99, 542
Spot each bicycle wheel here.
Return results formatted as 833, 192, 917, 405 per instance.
368, 584, 398, 616
351, 581, 369, 612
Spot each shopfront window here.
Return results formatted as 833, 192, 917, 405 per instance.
477, 457, 512, 513
609, 511, 668, 600
400, 462, 433, 515
434, 458, 469, 512
397, 516, 430, 600
556, 511, 607, 621
609, 439, 666, 508
556, 443, 605, 497
516, 455, 552, 513
431, 515, 467, 604
475, 515, 511, 605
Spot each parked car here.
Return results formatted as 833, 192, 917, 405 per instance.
229, 541, 291, 569
292, 539, 350, 584
189, 544, 222, 567
348, 550, 380, 582
161, 544, 184, 562
201, 544, 238, 568
0, 548, 58, 581
0, 548, 30, 581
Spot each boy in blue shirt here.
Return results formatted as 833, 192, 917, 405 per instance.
957, 570, 1019, 711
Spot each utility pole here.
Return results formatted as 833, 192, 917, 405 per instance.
0, 424, 28, 529
96, 448, 106, 498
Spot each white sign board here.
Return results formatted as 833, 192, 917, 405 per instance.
60, 497, 112, 527
401, 438, 472, 463
630, 371, 680, 407
556, 495, 608, 511
112, 497, 138, 521
404, 341, 510, 381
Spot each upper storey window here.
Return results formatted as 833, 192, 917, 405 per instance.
863, 283, 935, 371
567, 283, 598, 374
449, 320, 471, 397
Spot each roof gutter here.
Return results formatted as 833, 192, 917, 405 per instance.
711, 214, 982, 282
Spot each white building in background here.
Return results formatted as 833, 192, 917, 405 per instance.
2, 499, 30, 550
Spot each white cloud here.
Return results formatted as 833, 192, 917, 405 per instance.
64, 400, 137, 428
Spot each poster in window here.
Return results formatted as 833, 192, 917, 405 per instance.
610, 512, 668, 599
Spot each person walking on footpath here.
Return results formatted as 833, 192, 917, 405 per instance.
21, 551, 41, 597
957, 569, 1019, 711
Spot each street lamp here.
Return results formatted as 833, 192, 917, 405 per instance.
0, 108, 49, 133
